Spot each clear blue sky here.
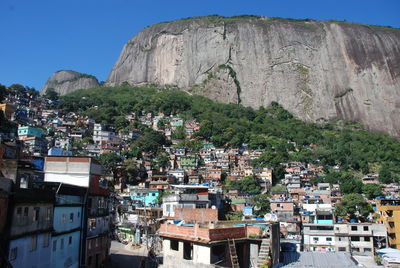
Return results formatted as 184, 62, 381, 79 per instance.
1, 0, 399, 90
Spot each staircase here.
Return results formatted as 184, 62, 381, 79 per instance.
228, 239, 240, 268
257, 238, 271, 267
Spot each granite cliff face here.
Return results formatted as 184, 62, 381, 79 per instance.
41, 70, 99, 96
107, 16, 400, 137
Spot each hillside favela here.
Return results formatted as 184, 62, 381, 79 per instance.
1, 5, 400, 268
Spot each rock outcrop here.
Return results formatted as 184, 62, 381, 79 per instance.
41, 70, 99, 96
107, 16, 400, 137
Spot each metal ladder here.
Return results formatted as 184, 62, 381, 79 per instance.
228, 239, 240, 268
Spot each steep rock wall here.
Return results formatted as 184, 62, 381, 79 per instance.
41, 70, 99, 96
107, 17, 400, 137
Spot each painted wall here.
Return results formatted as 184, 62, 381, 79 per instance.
8, 232, 52, 268
18, 126, 44, 138
51, 231, 80, 268
130, 192, 158, 207
53, 206, 82, 233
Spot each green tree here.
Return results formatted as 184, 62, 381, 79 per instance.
379, 165, 394, 184
335, 193, 373, 218
123, 159, 139, 182
0, 84, 7, 102
171, 126, 185, 140
339, 176, 363, 195
98, 152, 122, 174
252, 194, 271, 216
362, 184, 383, 199
44, 88, 59, 101
156, 154, 170, 170
226, 211, 243, 221
225, 176, 261, 195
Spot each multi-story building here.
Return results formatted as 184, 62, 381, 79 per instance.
17, 126, 45, 140
334, 223, 387, 255
44, 156, 111, 267
42, 183, 86, 268
162, 185, 210, 218
159, 221, 280, 268
129, 187, 159, 207
7, 188, 54, 267
303, 223, 335, 252
376, 199, 400, 249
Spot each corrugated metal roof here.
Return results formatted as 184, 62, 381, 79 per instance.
279, 252, 358, 267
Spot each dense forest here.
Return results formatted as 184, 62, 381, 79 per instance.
59, 85, 400, 184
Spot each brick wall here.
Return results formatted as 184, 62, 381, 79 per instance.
173, 208, 218, 223
160, 223, 262, 242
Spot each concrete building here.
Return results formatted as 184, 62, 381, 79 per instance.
17, 126, 45, 139
43, 183, 86, 268
334, 223, 387, 255
159, 221, 280, 268
44, 156, 111, 267
129, 187, 159, 207
7, 188, 54, 268
303, 223, 335, 252
163, 185, 210, 218
376, 199, 400, 249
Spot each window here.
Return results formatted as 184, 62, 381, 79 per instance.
326, 237, 332, 241
338, 247, 346, 252
364, 237, 371, 242
95, 238, 99, 247
70, 213, 74, 223
170, 240, 179, 251
351, 236, 360, 241
363, 226, 369, 231
9, 247, 17, 261
30, 235, 37, 251
351, 226, 358, 231
364, 248, 372, 252
53, 240, 57, 251
313, 237, 319, 242
16, 207, 22, 217
46, 208, 51, 221
33, 207, 40, 222
43, 233, 49, 248
61, 214, 66, 224
353, 248, 360, 252
69, 236, 72, 245
89, 219, 96, 230
60, 239, 64, 250
24, 207, 29, 216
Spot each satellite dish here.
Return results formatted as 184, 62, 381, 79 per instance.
264, 213, 278, 222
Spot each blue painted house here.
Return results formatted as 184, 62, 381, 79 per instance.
17, 126, 45, 138
49, 184, 86, 268
129, 188, 159, 207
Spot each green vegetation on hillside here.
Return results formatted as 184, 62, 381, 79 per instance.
59, 85, 400, 180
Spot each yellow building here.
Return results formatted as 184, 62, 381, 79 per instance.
376, 199, 400, 249
0, 103, 16, 120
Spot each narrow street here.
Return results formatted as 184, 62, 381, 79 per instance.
109, 241, 148, 268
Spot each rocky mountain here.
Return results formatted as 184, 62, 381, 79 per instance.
41, 70, 99, 96
107, 16, 400, 138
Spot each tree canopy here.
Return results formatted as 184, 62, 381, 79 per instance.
335, 193, 373, 218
